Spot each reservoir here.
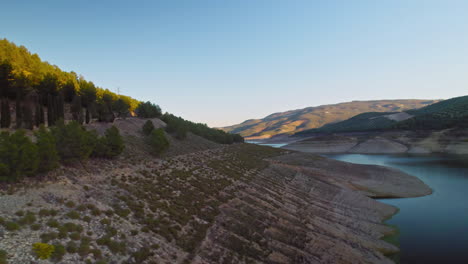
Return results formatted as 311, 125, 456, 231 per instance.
326, 154, 468, 264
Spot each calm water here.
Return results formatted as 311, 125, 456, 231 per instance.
326, 154, 468, 264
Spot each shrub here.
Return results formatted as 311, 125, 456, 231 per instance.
40, 232, 58, 243
93, 126, 124, 158
18, 212, 36, 225
39, 209, 53, 217
65, 201, 76, 208
66, 241, 77, 253
62, 222, 83, 233
46, 219, 60, 228
91, 248, 102, 259
100, 218, 111, 225
35, 125, 59, 172
4, 221, 20, 231
31, 223, 41, 231
148, 128, 169, 156
51, 244, 66, 262
0, 249, 7, 264
32, 243, 55, 260
142, 120, 155, 135
77, 242, 90, 257
66, 211, 80, 219
69, 232, 81, 240
131, 247, 153, 263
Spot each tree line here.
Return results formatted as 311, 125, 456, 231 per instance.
0, 39, 242, 142
161, 113, 243, 144
0, 120, 124, 182
0, 38, 146, 129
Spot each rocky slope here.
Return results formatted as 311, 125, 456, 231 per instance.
220, 100, 437, 139
284, 129, 468, 154
0, 118, 432, 264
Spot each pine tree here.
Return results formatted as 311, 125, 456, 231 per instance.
142, 120, 155, 135
47, 94, 55, 127
15, 88, 23, 129
51, 120, 96, 162
39, 104, 45, 125
93, 126, 124, 158
85, 108, 90, 124
71, 95, 82, 123
148, 128, 169, 156
35, 125, 59, 172
56, 92, 65, 120
35, 103, 41, 127
22, 104, 33, 130
0, 130, 39, 181
0, 99, 10, 128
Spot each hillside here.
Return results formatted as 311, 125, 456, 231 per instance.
0, 117, 432, 264
296, 95, 468, 135
221, 100, 437, 139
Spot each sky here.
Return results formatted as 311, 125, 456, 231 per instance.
1, 0, 468, 127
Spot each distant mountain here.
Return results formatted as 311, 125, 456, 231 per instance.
296, 95, 468, 135
221, 100, 437, 139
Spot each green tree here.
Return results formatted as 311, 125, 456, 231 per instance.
51, 120, 96, 162
113, 98, 130, 118
35, 101, 45, 127
15, 91, 23, 128
71, 95, 82, 123
47, 94, 56, 126
135, 101, 162, 118
93, 126, 124, 158
62, 80, 76, 102
22, 104, 33, 130
142, 120, 155, 135
85, 108, 90, 124
35, 125, 59, 172
56, 92, 65, 120
96, 101, 114, 122
148, 128, 169, 156
0, 130, 39, 181
0, 99, 10, 128
0, 61, 13, 98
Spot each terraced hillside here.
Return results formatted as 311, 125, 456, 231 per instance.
221, 100, 436, 139
0, 120, 431, 264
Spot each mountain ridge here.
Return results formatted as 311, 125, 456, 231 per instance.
221, 99, 438, 139
296, 95, 468, 135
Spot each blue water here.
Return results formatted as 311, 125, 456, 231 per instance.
326, 154, 468, 264
246, 141, 287, 148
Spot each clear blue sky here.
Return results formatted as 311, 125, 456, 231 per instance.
1, 0, 468, 127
